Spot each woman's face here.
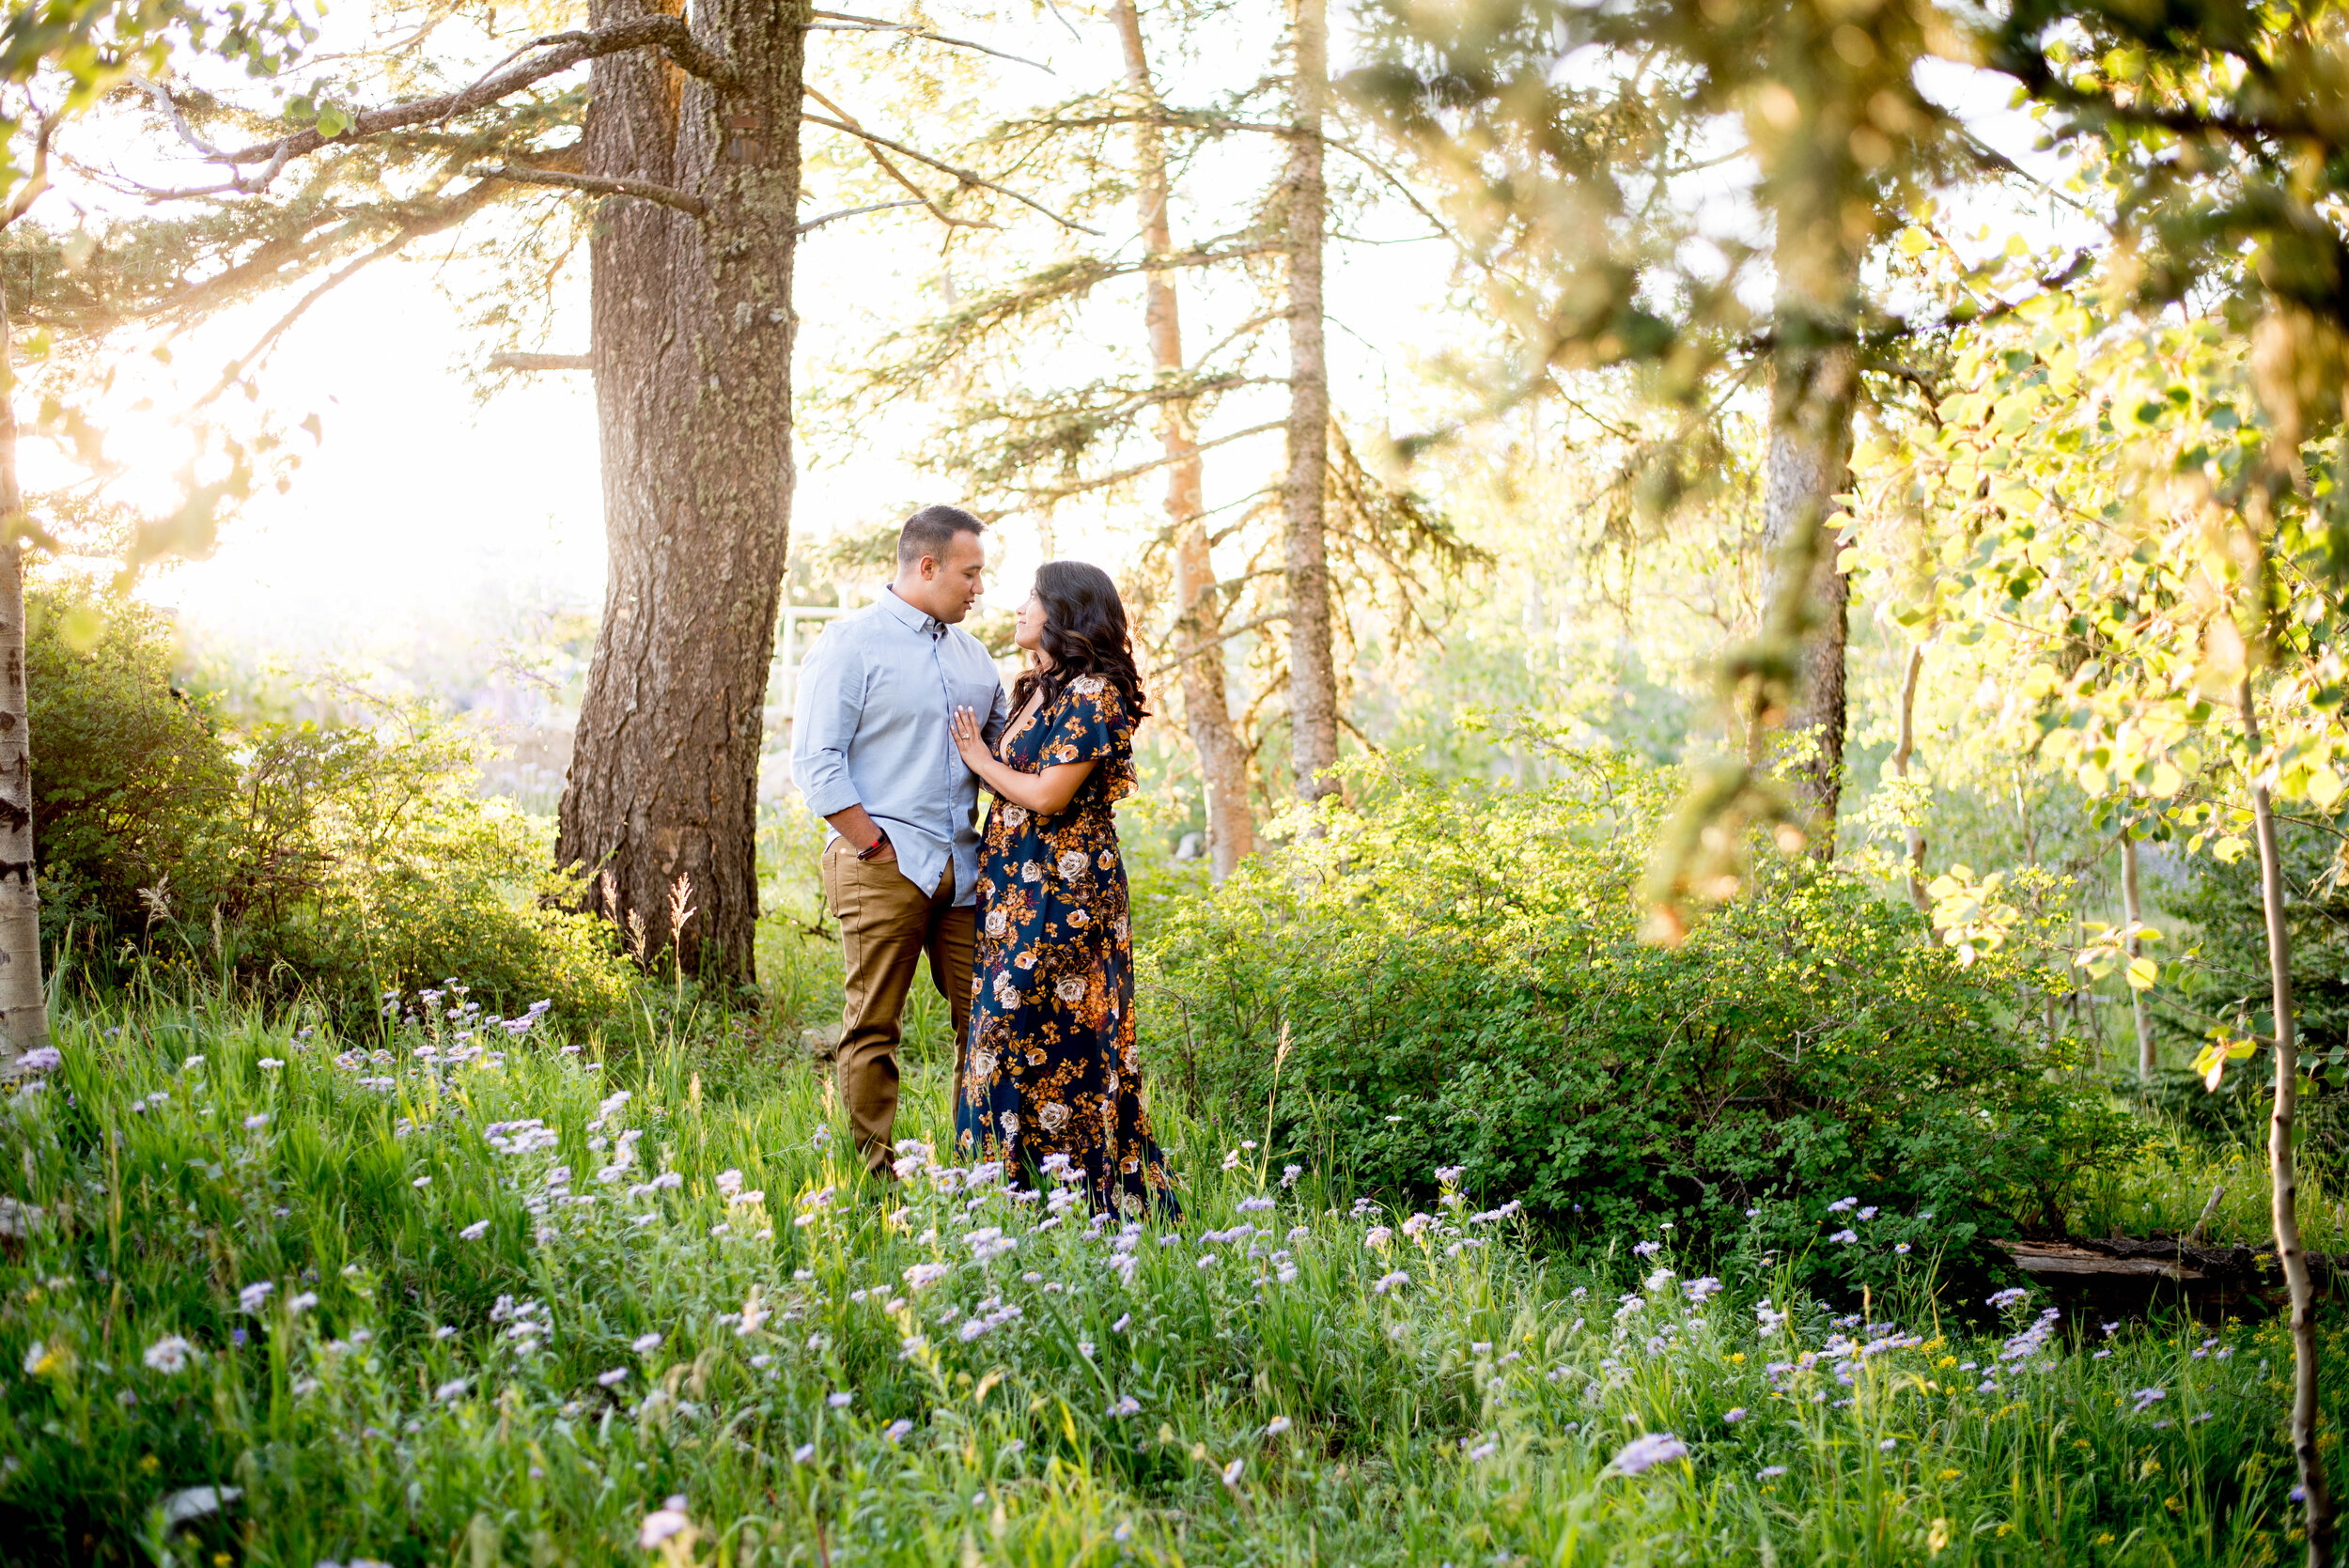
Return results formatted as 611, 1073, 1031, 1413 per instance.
1013, 587, 1048, 654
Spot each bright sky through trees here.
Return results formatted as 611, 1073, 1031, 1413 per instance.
78, 7, 2057, 657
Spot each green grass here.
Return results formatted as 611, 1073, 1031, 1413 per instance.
2086, 1116, 2349, 1256
0, 993, 2339, 1567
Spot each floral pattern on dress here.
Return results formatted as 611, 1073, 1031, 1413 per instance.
956, 675, 1176, 1216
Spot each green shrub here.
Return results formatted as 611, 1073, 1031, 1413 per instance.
1139, 755, 2147, 1285
2151, 816, 2349, 1181
28, 577, 239, 946
28, 574, 634, 1023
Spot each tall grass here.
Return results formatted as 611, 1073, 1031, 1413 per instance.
0, 993, 2336, 1566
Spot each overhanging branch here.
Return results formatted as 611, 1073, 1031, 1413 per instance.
222, 16, 737, 171
490, 351, 592, 372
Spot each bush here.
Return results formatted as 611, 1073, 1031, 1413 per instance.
28, 578, 239, 945
29, 574, 634, 1022
1139, 754, 2146, 1285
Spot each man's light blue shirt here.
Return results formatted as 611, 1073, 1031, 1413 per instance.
790, 587, 1009, 906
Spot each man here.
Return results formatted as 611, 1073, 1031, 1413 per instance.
791, 505, 1009, 1176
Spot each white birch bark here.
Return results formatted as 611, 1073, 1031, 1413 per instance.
0, 283, 48, 1068
2239, 675, 2337, 1564
1282, 0, 1338, 806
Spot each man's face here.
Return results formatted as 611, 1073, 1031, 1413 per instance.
920, 530, 987, 623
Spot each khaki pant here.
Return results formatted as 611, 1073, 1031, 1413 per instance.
820, 840, 973, 1176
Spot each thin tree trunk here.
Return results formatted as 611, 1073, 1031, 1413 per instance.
1282, 0, 1338, 806
1891, 639, 1929, 918
0, 283, 46, 1067
2120, 824, 2155, 1082
1759, 222, 1858, 859
557, 0, 806, 983
1112, 0, 1253, 882
2240, 675, 2337, 1565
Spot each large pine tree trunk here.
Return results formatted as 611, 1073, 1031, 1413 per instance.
0, 286, 46, 1067
1282, 0, 1338, 807
1112, 0, 1253, 882
557, 0, 806, 983
2240, 677, 2339, 1564
1759, 239, 1857, 857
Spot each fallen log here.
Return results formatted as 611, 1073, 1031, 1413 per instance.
1992, 1234, 2345, 1323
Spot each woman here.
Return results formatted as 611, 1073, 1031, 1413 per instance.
947, 561, 1178, 1215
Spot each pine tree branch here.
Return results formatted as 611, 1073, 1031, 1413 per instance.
806, 11, 1052, 73
194, 178, 506, 407
473, 163, 709, 218
1145, 613, 1286, 678
220, 16, 737, 172
490, 351, 592, 371
1016, 419, 1283, 503
794, 198, 925, 235
802, 109, 1100, 234
801, 86, 995, 231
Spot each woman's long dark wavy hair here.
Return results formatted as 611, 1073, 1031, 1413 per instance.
1011, 561, 1150, 723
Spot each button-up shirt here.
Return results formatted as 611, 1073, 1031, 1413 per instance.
790, 587, 1009, 906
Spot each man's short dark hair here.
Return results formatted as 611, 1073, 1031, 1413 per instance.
898, 505, 985, 567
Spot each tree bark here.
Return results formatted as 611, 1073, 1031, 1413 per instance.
1891, 639, 1929, 918
2120, 823, 2155, 1082
0, 284, 47, 1067
1112, 0, 1253, 882
556, 0, 806, 983
1282, 0, 1338, 807
2240, 675, 2338, 1565
1759, 207, 1858, 860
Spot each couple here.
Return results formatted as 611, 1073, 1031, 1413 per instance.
790, 504, 1177, 1214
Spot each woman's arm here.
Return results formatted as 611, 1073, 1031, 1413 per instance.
951, 706, 1096, 815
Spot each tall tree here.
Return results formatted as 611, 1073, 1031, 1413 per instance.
1110, 0, 1253, 878
1351, 0, 1968, 924
842, 0, 1478, 845
1758, 258, 1859, 856
1281, 0, 1336, 804
552, 0, 808, 984
3, 2, 1058, 985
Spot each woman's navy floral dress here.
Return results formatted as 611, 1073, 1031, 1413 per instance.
957, 675, 1178, 1215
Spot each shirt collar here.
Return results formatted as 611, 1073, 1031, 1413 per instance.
877, 585, 948, 642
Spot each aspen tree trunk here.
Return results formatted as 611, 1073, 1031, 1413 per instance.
1112, 0, 1254, 881
2120, 824, 2155, 1082
557, 0, 806, 982
2239, 675, 2338, 1565
1891, 640, 1929, 918
1282, 0, 1338, 806
1760, 210, 1858, 859
0, 284, 45, 1068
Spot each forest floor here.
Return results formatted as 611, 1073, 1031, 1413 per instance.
1, 995, 2341, 1566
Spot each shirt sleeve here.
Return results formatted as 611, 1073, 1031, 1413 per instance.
791, 629, 865, 818
1039, 677, 1136, 802
982, 670, 1011, 749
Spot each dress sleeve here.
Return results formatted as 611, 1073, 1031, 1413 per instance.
1038, 676, 1137, 803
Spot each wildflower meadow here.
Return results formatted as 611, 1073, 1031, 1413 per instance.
1, 992, 2334, 1566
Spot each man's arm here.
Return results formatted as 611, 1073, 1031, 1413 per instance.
824, 803, 892, 860
791, 632, 889, 855
981, 668, 1011, 749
